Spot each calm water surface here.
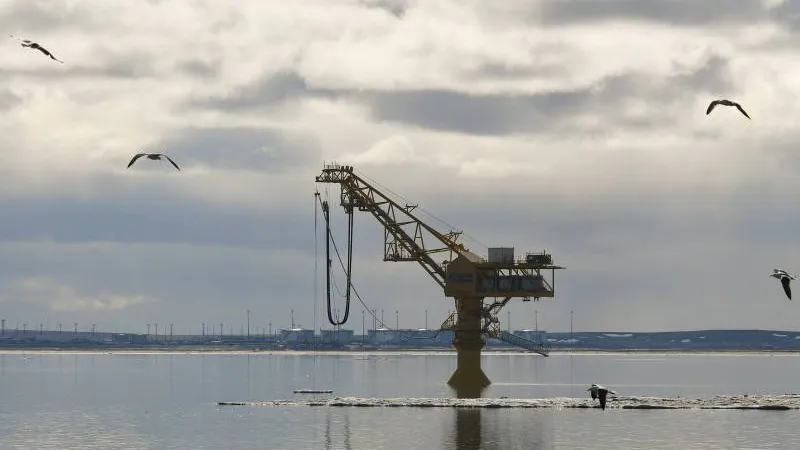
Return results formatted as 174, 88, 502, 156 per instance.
1, 350, 799, 449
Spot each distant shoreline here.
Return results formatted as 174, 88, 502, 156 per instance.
2, 347, 800, 355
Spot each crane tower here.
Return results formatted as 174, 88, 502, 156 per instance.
315, 164, 565, 397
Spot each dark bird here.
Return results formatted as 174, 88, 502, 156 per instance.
127, 153, 181, 171
770, 268, 795, 300
706, 99, 750, 119
587, 384, 616, 410
9, 34, 63, 63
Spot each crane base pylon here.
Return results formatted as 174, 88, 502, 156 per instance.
447, 352, 490, 399
446, 296, 490, 399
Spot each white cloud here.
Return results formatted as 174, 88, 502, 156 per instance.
9, 276, 154, 312
343, 135, 420, 165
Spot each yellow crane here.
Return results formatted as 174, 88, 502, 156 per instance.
315, 163, 565, 397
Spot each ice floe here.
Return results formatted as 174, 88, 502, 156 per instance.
218, 394, 800, 410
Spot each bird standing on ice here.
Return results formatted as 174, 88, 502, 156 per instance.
127, 153, 181, 171
706, 99, 750, 119
770, 269, 795, 300
9, 34, 63, 63
587, 384, 616, 410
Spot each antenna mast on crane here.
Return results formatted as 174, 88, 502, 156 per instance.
315, 163, 565, 397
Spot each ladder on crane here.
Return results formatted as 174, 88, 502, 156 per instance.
440, 310, 552, 356
491, 329, 552, 356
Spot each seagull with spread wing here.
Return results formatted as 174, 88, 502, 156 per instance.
127, 153, 181, 171
9, 34, 63, 63
588, 384, 616, 410
706, 99, 750, 119
770, 268, 795, 300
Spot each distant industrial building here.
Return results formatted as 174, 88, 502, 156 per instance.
0, 324, 553, 351
279, 327, 315, 343
320, 329, 354, 345
513, 329, 546, 343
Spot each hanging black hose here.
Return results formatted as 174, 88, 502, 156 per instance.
344, 205, 354, 323
320, 197, 352, 326
322, 199, 332, 322
313, 190, 427, 341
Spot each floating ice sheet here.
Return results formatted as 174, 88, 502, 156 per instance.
218, 394, 800, 410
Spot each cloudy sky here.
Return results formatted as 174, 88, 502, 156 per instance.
2, 0, 800, 336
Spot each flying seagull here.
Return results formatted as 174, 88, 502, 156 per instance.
587, 384, 616, 410
770, 268, 795, 300
127, 153, 181, 171
9, 34, 63, 63
706, 99, 750, 119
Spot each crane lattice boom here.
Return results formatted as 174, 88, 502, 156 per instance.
316, 164, 465, 289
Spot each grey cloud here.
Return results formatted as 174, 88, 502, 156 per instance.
176, 59, 220, 79
412, 187, 800, 331
188, 54, 730, 136
363, 88, 563, 136
1, 162, 798, 332
536, 0, 768, 27
0, 185, 306, 250
426, 186, 800, 252
360, 54, 731, 136
154, 126, 321, 172
0, 88, 22, 111
468, 61, 568, 81
0, 163, 391, 329
333, 175, 800, 332
0, 0, 105, 33
72, 51, 155, 79
6, 61, 150, 80
0, 51, 154, 80
0, 237, 426, 335
753, 130, 800, 176
0, 242, 319, 333
185, 72, 341, 111
0, 128, 321, 250
668, 54, 731, 92
359, 0, 410, 18
0, 193, 406, 333
769, 2, 800, 31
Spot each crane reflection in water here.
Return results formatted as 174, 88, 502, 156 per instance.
318, 404, 551, 449
448, 408, 553, 450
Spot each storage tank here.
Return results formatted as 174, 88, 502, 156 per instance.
368, 328, 396, 344
320, 329, 354, 344
280, 327, 314, 342
488, 247, 515, 263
